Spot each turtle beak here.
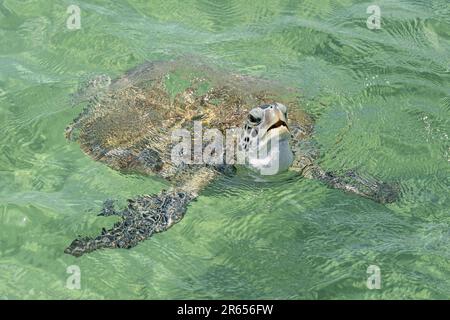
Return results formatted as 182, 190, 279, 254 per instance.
266, 108, 289, 133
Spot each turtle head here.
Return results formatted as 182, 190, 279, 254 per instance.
239, 102, 293, 175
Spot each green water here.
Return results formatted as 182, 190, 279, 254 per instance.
0, 0, 449, 299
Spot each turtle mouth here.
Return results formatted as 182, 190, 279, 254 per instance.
267, 120, 288, 132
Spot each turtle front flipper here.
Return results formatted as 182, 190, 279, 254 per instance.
290, 141, 399, 204
292, 159, 399, 204
65, 168, 217, 257
305, 167, 399, 204
64, 191, 193, 257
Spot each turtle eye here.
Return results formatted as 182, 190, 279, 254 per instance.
248, 114, 260, 124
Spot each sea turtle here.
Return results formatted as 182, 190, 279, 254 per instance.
65, 58, 398, 257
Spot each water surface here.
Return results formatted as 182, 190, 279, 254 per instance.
0, 0, 449, 299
